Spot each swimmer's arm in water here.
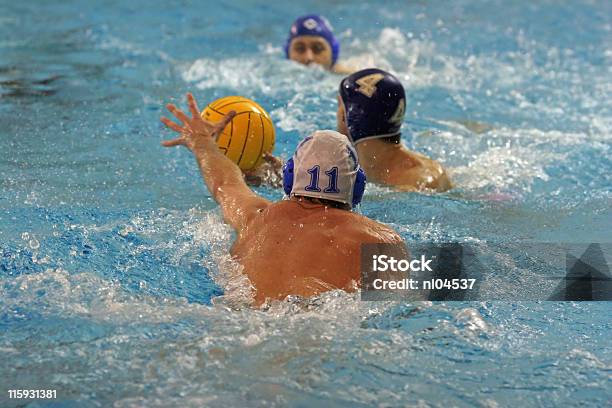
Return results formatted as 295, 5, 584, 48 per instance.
243, 153, 284, 187
331, 62, 355, 75
160, 93, 270, 231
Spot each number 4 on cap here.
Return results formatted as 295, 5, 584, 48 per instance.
388, 98, 405, 125
355, 73, 385, 98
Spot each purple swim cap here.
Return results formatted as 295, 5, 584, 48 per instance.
339, 68, 406, 144
284, 14, 340, 66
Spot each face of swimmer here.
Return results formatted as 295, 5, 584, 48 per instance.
288, 36, 333, 68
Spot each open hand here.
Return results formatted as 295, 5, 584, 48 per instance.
160, 93, 235, 151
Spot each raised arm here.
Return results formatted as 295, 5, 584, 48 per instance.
160, 93, 270, 232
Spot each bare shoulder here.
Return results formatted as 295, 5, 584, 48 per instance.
344, 211, 403, 244
396, 149, 452, 192
254, 200, 402, 244
331, 62, 355, 75
419, 156, 452, 192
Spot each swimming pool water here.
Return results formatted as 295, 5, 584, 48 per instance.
1, 0, 611, 406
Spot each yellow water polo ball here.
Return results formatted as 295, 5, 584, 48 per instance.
202, 96, 275, 170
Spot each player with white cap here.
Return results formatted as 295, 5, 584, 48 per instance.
160, 93, 406, 305
282, 130, 366, 210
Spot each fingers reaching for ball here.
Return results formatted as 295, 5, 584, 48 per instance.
214, 111, 236, 133
187, 93, 201, 119
160, 117, 184, 133
166, 103, 191, 126
160, 94, 274, 171
161, 137, 185, 147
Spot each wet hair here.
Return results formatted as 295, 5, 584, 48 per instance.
380, 134, 401, 144
295, 195, 351, 211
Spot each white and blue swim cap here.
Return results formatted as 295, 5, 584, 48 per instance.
283, 130, 366, 208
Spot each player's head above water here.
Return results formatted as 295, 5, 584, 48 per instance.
285, 15, 339, 69
338, 68, 406, 145
283, 130, 366, 209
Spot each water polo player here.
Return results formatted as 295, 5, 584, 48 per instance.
285, 14, 353, 74
338, 68, 452, 192
161, 93, 406, 305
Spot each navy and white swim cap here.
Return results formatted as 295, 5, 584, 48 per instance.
339, 68, 406, 144
284, 15, 340, 66
283, 130, 366, 208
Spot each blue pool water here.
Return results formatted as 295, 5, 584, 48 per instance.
1, 0, 611, 406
